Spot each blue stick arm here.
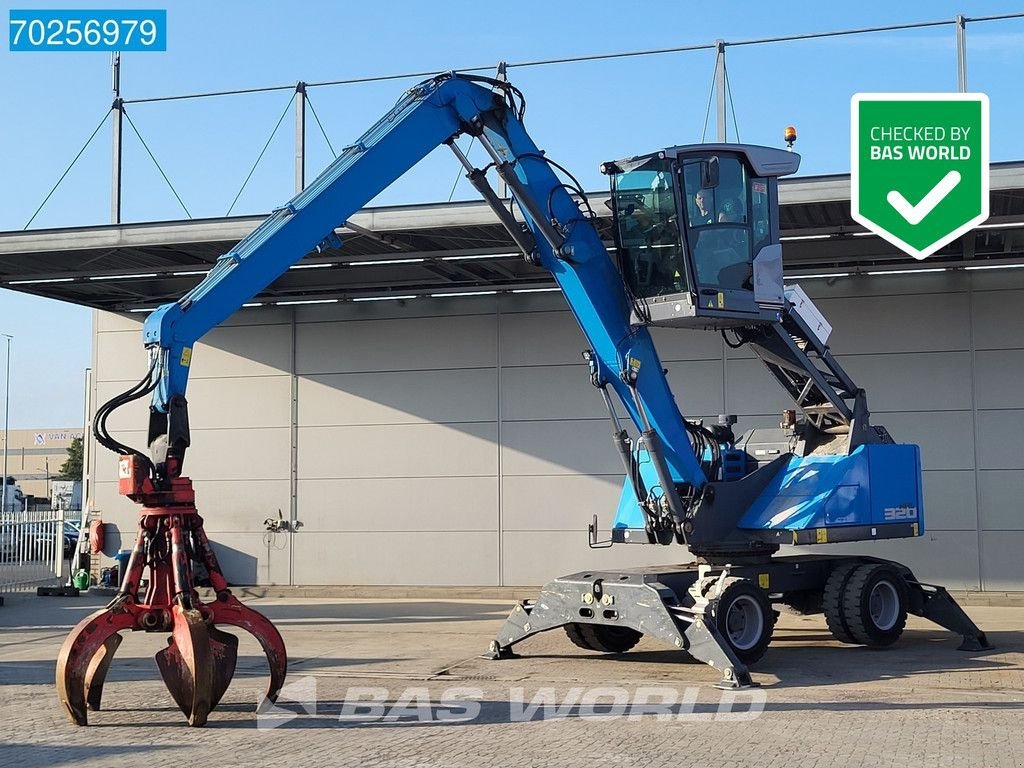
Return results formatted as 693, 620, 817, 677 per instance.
139, 73, 705, 489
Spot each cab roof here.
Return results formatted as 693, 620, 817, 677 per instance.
603, 143, 801, 178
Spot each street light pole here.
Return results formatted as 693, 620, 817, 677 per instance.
1, 334, 11, 514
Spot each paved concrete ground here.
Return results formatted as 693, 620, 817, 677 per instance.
1, 592, 1022, 767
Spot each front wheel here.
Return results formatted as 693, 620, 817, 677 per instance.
712, 577, 776, 664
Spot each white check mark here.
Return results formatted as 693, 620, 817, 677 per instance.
886, 170, 962, 225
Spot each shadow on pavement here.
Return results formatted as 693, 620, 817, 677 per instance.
504, 627, 1021, 688
0, 595, 511, 630
257, 600, 510, 625
84, 693, 1024, 731
0, 654, 405, 686
0, 743, 185, 768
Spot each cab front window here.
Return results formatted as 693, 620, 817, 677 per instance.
610, 157, 686, 299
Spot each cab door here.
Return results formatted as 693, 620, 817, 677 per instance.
678, 153, 772, 317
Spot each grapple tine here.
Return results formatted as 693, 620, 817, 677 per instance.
155, 638, 189, 718
208, 627, 239, 709
155, 605, 214, 727
209, 595, 288, 706
85, 633, 124, 712
56, 604, 138, 726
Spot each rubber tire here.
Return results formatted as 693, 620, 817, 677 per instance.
823, 561, 861, 644
564, 623, 642, 653
713, 577, 775, 665
841, 563, 908, 647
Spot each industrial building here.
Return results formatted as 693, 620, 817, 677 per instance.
1, 427, 83, 501
1, 165, 1022, 591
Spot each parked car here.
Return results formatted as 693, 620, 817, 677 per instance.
63, 522, 81, 558
0, 522, 77, 561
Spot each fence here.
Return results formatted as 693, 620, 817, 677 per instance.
0, 508, 67, 594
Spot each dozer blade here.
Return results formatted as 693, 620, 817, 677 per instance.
156, 605, 214, 726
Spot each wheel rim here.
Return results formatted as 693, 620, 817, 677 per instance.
868, 580, 900, 631
725, 594, 764, 651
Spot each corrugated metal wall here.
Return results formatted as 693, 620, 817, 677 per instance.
90, 269, 1024, 590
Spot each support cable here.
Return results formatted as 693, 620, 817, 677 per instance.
447, 136, 475, 202
305, 93, 337, 159
117, 13, 1024, 106
23, 110, 110, 230
724, 62, 741, 144
226, 92, 296, 216
122, 108, 193, 219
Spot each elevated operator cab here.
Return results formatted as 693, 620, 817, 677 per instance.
602, 144, 800, 329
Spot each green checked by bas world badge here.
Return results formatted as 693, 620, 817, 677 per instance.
851, 93, 989, 260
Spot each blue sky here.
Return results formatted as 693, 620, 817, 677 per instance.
1, 0, 1022, 427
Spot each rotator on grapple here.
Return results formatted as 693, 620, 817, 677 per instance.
58, 70, 991, 724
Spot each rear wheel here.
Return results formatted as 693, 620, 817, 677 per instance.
841, 563, 908, 647
823, 561, 861, 644
713, 577, 775, 664
564, 623, 642, 653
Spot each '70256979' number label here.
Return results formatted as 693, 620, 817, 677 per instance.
9, 9, 166, 52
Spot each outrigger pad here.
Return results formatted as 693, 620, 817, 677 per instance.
911, 583, 992, 652
682, 616, 755, 689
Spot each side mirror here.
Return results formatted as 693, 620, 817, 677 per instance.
700, 156, 720, 189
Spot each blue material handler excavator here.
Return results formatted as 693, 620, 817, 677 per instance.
56, 72, 989, 726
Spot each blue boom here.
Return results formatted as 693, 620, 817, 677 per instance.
137, 73, 706, 495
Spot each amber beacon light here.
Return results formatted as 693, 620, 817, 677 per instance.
784, 125, 798, 150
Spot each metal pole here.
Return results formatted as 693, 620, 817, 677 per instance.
2, 334, 11, 515
81, 367, 92, 510
75, 366, 93, 577
714, 40, 727, 142
295, 81, 306, 193
111, 52, 123, 224
955, 15, 967, 92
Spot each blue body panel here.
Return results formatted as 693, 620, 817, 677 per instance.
738, 443, 924, 533
614, 443, 925, 537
